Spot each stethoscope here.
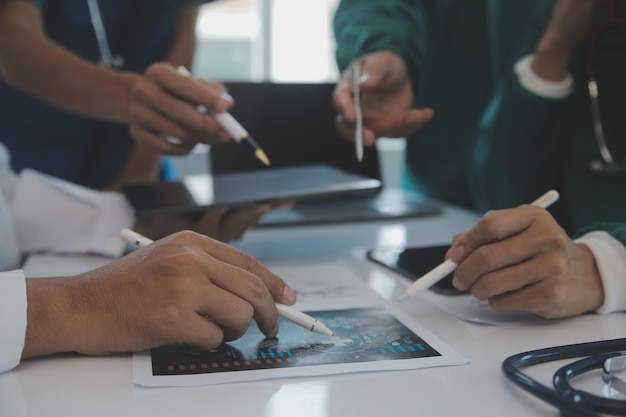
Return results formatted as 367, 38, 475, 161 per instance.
502, 337, 626, 416
586, 0, 626, 174
86, 0, 125, 69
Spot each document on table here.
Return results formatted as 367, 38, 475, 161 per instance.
421, 291, 549, 326
133, 261, 468, 387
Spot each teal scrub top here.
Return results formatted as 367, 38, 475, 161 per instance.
334, 0, 626, 243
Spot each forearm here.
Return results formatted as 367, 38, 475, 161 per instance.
532, 0, 598, 82
105, 5, 201, 189
163, 5, 200, 67
334, 0, 428, 78
0, 1, 141, 124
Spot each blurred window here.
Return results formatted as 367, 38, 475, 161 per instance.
193, 0, 340, 82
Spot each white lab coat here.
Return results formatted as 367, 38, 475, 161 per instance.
0, 142, 134, 372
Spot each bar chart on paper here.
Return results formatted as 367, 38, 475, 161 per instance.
133, 262, 469, 387
150, 308, 441, 376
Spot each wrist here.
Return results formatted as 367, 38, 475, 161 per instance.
515, 54, 573, 99
119, 71, 144, 124
22, 277, 80, 358
576, 243, 605, 312
532, 41, 572, 82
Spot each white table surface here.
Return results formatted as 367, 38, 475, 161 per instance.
3, 204, 624, 417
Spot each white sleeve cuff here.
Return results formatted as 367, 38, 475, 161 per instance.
0, 270, 26, 373
575, 231, 626, 314
514, 54, 574, 99
11, 170, 135, 258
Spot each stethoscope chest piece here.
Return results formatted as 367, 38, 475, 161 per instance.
603, 355, 626, 396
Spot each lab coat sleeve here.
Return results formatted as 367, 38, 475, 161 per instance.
10, 169, 134, 258
574, 223, 626, 314
513, 54, 573, 99
0, 270, 27, 373
576, 231, 626, 314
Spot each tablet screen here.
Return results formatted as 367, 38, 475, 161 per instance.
367, 245, 468, 296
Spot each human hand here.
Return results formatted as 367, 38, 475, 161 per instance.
332, 51, 433, 146
187, 202, 289, 242
445, 205, 604, 319
135, 202, 288, 243
533, 0, 602, 81
22, 230, 297, 358
129, 62, 234, 155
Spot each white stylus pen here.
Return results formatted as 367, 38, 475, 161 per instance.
120, 229, 334, 336
397, 190, 560, 301
175, 66, 271, 167
351, 61, 364, 162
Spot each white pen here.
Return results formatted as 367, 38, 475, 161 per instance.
351, 61, 364, 162
397, 190, 560, 301
120, 229, 334, 336
175, 66, 271, 167
275, 303, 334, 336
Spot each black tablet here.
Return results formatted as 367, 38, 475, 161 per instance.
122, 164, 382, 217
367, 245, 468, 296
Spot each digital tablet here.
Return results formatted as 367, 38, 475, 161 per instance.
367, 245, 468, 296
122, 164, 382, 217
254, 189, 441, 227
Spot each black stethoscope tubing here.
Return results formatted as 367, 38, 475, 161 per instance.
553, 352, 626, 416
502, 337, 626, 417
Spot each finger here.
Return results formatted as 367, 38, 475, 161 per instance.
166, 231, 297, 306
482, 285, 555, 317
454, 221, 547, 291
336, 115, 356, 141
468, 256, 543, 300
457, 206, 539, 255
196, 283, 260, 342
145, 63, 233, 114
171, 310, 227, 351
218, 204, 275, 242
359, 51, 405, 92
336, 115, 377, 145
158, 274, 257, 345
195, 255, 281, 339
194, 208, 229, 239
129, 123, 194, 155
129, 103, 206, 150
445, 233, 466, 263
131, 83, 228, 142
486, 272, 561, 318
369, 108, 434, 138
332, 76, 356, 123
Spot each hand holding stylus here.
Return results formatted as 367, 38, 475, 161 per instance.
121, 229, 333, 336
129, 63, 234, 155
400, 190, 605, 318
175, 66, 271, 166
399, 190, 560, 301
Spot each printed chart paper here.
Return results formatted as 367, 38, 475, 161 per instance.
133, 262, 468, 387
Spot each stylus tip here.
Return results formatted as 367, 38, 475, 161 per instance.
255, 149, 271, 166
